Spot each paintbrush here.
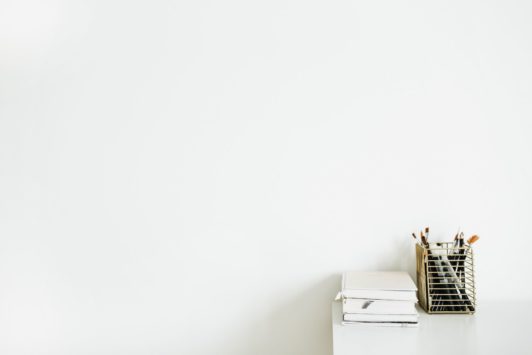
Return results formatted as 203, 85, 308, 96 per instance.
420, 228, 451, 311
412, 232, 420, 245
447, 230, 464, 310
456, 232, 476, 312
420, 230, 428, 247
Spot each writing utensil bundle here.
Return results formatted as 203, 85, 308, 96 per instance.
336, 271, 419, 327
412, 227, 479, 313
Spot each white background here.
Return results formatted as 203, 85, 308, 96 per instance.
1, 0, 532, 354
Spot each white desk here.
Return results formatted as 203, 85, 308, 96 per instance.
332, 301, 531, 355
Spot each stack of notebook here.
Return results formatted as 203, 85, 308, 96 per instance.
336, 271, 418, 327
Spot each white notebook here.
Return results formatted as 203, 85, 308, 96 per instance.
336, 271, 417, 301
342, 321, 418, 328
343, 299, 417, 315
343, 313, 418, 323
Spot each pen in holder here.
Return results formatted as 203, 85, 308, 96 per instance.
416, 242, 476, 314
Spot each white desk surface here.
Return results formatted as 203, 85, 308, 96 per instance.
332, 301, 532, 355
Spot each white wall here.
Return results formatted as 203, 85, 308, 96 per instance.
1, 0, 532, 354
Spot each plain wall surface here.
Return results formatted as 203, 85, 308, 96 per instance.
1, 1, 532, 354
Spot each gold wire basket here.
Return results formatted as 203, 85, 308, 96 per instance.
416, 243, 476, 314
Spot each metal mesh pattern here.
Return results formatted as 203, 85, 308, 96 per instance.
416, 243, 476, 314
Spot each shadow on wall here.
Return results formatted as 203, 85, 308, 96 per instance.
192, 240, 415, 355
213, 275, 341, 355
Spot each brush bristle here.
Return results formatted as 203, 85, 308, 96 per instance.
467, 235, 480, 244
425, 227, 429, 234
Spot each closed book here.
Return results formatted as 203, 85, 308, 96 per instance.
342, 321, 418, 328
343, 313, 418, 323
343, 299, 417, 315
340, 289, 417, 301
336, 271, 418, 301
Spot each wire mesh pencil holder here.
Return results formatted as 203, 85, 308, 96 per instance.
416, 243, 476, 314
